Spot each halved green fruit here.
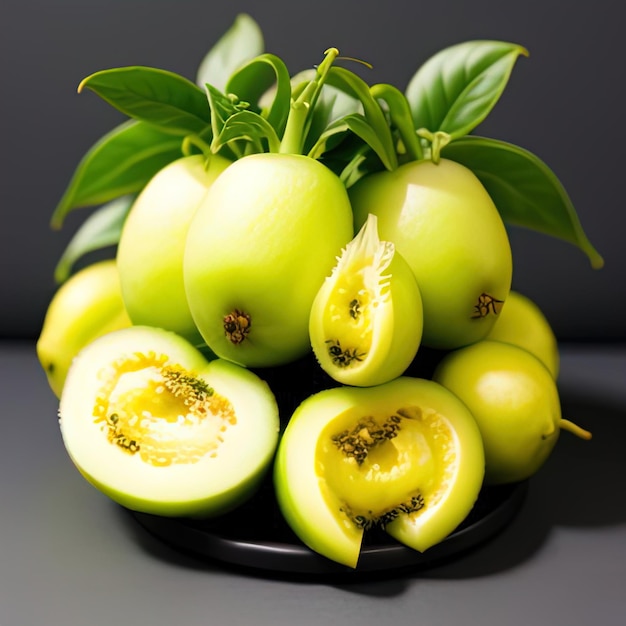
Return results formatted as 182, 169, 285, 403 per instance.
59, 326, 279, 517
309, 214, 423, 387
273, 377, 485, 568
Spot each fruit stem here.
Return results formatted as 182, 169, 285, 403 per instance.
560, 418, 593, 440
416, 128, 451, 164
279, 47, 339, 155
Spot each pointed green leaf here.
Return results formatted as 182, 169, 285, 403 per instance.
226, 53, 292, 136
212, 110, 281, 155
51, 120, 184, 228
196, 14, 264, 92
54, 196, 133, 283
78, 66, 211, 135
326, 66, 397, 170
406, 40, 528, 139
442, 136, 604, 268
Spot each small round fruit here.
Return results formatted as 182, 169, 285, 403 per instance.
309, 213, 423, 386
117, 154, 230, 345
433, 340, 591, 485
274, 377, 485, 568
350, 158, 512, 349
184, 153, 354, 367
59, 326, 279, 517
486, 290, 559, 378
37, 260, 131, 398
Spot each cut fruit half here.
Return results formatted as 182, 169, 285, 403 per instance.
59, 326, 279, 518
309, 214, 423, 387
273, 377, 485, 568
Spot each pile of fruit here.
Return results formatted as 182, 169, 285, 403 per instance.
37, 15, 600, 569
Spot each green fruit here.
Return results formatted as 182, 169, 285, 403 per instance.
433, 340, 591, 485
486, 290, 559, 378
117, 154, 230, 345
350, 158, 512, 349
59, 326, 279, 517
309, 213, 423, 387
37, 260, 132, 398
184, 153, 354, 368
274, 377, 485, 568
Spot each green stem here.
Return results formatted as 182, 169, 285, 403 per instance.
416, 128, 451, 164
279, 47, 340, 155
181, 134, 213, 157
370, 83, 423, 161
560, 418, 593, 441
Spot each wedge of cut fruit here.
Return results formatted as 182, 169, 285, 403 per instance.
273, 377, 485, 568
309, 213, 423, 387
59, 326, 279, 518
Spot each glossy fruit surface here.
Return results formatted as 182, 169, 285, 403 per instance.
37, 260, 131, 398
309, 214, 423, 386
273, 377, 484, 568
117, 154, 230, 345
59, 326, 279, 517
433, 340, 590, 484
486, 290, 559, 378
350, 158, 512, 349
184, 153, 354, 367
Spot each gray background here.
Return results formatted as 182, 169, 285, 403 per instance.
1, 0, 624, 341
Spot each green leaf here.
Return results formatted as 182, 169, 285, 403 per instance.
54, 196, 133, 283
226, 53, 292, 136
326, 66, 397, 170
442, 136, 604, 268
51, 120, 184, 228
309, 114, 396, 171
212, 110, 281, 155
78, 66, 212, 135
196, 14, 264, 92
406, 40, 528, 139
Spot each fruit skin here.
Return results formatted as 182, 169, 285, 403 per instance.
184, 152, 354, 368
433, 340, 563, 484
273, 377, 484, 568
59, 326, 280, 518
486, 290, 559, 378
37, 260, 132, 398
117, 154, 230, 346
350, 158, 513, 350
309, 213, 423, 387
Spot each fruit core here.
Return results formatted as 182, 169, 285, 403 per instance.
224, 309, 252, 344
92, 351, 237, 467
317, 405, 457, 530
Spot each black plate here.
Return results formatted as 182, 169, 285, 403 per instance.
129, 353, 528, 579
130, 478, 527, 579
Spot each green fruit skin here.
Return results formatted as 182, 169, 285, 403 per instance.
486, 290, 560, 378
37, 260, 132, 398
184, 153, 354, 368
274, 377, 484, 568
59, 326, 280, 518
350, 158, 513, 350
117, 154, 230, 346
433, 340, 561, 485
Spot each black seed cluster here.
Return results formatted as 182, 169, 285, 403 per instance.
325, 339, 366, 368
332, 415, 402, 464
342, 492, 426, 531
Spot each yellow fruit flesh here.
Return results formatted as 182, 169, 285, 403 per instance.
92, 351, 237, 468
317, 404, 456, 530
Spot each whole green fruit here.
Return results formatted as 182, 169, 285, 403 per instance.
433, 340, 591, 484
37, 260, 131, 398
350, 158, 512, 349
184, 153, 354, 367
486, 290, 559, 378
117, 154, 230, 345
